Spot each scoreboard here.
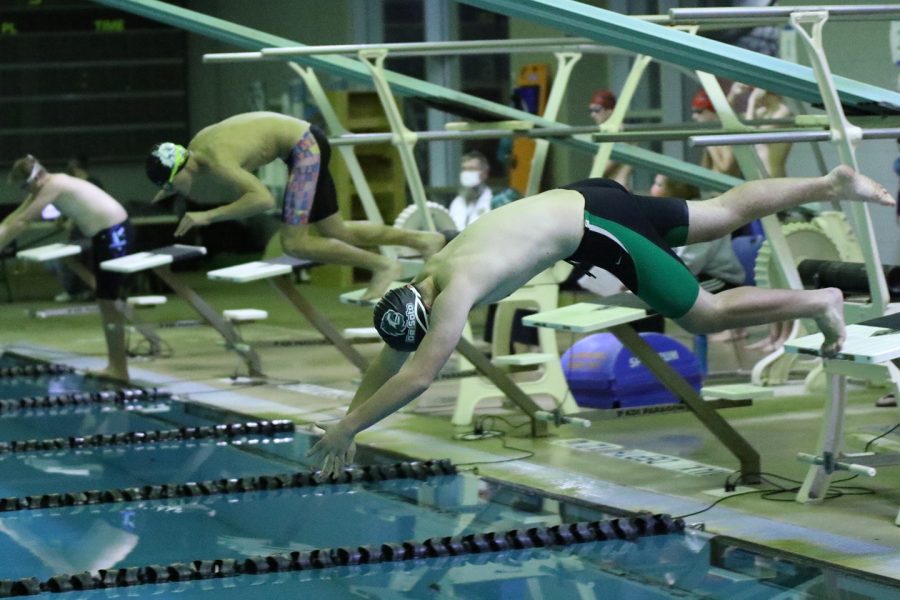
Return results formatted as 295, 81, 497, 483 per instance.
0, 0, 189, 164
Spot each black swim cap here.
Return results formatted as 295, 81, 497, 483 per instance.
373, 285, 430, 352
146, 142, 188, 187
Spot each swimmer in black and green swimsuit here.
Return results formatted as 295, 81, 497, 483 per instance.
311, 167, 897, 478
562, 178, 699, 319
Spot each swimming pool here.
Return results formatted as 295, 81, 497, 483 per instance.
0, 354, 897, 599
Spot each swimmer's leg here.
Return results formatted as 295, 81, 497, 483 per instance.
281, 217, 402, 300
92, 299, 130, 382
685, 166, 895, 243
676, 286, 845, 356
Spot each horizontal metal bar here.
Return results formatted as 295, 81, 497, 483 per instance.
328, 124, 823, 146
690, 127, 900, 146
596, 127, 825, 143
205, 41, 627, 63
669, 5, 900, 22
203, 51, 264, 63
261, 37, 596, 56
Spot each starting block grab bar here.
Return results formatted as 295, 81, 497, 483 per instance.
796, 452, 877, 477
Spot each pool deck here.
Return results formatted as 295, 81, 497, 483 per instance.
4, 269, 900, 581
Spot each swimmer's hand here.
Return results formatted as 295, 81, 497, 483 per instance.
306, 420, 357, 482
174, 211, 212, 237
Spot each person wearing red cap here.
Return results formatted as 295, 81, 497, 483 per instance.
588, 89, 632, 186
691, 89, 739, 177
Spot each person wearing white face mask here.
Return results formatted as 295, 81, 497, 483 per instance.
448, 151, 493, 231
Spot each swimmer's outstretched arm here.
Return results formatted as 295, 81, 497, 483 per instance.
174, 165, 275, 237
0, 184, 57, 249
307, 287, 474, 479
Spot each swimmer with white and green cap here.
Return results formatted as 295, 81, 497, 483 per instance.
308, 168, 896, 481
144, 111, 447, 299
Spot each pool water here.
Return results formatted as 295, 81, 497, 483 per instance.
0, 354, 897, 599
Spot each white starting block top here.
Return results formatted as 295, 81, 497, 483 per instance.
340, 281, 407, 307
343, 327, 381, 340
785, 323, 900, 364
523, 302, 648, 333
208, 256, 316, 283
126, 295, 167, 307
223, 309, 268, 323
16, 243, 82, 262
101, 245, 207, 273
208, 261, 292, 283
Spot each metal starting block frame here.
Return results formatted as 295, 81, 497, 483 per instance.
524, 301, 761, 479
209, 256, 368, 372
17, 243, 165, 356
102, 245, 263, 377
785, 312, 900, 524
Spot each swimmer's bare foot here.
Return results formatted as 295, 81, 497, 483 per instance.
828, 165, 896, 207
362, 261, 404, 301
88, 367, 130, 383
813, 287, 846, 357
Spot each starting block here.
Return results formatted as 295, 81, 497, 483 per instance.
127, 295, 167, 308
17, 242, 164, 355
785, 312, 900, 524
223, 309, 269, 323
103, 244, 263, 377
524, 298, 760, 478
209, 256, 368, 372
339, 281, 406, 307
100, 244, 207, 273
16, 243, 82, 262
343, 327, 381, 341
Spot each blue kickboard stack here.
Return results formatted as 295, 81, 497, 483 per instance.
561, 333, 702, 409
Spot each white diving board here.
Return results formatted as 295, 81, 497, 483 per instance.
339, 281, 407, 307
100, 244, 207, 273
522, 302, 647, 332
102, 244, 261, 378
785, 323, 900, 365
207, 256, 368, 372
208, 256, 315, 284
16, 243, 83, 262
16, 243, 165, 355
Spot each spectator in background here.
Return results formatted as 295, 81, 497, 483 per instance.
448, 151, 493, 231
729, 82, 793, 177
691, 90, 740, 178
588, 89, 633, 187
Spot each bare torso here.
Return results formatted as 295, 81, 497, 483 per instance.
44, 174, 127, 237
187, 112, 309, 204
417, 188, 586, 306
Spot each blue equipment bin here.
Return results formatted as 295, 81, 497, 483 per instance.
561, 332, 702, 409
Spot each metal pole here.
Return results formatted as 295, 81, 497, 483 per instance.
204, 43, 627, 64
260, 37, 600, 56
669, 5, 900, 22
691, 127, 900, 147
